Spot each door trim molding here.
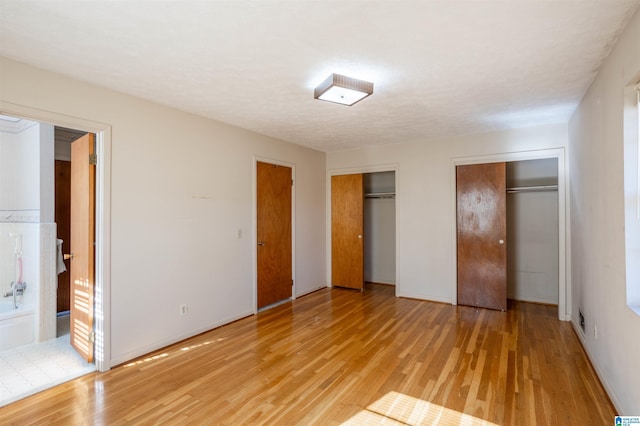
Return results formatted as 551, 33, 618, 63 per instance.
0, 101, 112, 370
253, 156, 296, 313
327, 163, 400, 295
450, 148, 569, 321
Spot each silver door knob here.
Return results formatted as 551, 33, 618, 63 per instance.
257, 241, 266, 246
498, 239, 504, 245
357, 235, 362, 239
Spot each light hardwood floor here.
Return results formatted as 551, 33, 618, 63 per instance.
0, 284, 615, 425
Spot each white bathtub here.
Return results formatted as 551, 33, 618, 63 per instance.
0, 300, 34, 351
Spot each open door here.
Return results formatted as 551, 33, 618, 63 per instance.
69, 133, 96, 362
256, 161, 292, 309
456, 162, 507, 311
331, 174, 364, 290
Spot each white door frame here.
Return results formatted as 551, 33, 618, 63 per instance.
326, 163, 400, 295
450, 148, 570, 321
1, 101, 112, 370
253, 156, 296, 313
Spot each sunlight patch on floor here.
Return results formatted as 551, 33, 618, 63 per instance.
123, 353, 168, 367
122, 339, 219, 368
342, 391, 498, 426
180, 341, 212, 351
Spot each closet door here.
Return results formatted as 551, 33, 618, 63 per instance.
456, 162, 507, 311
257, 161, 292, 309
331, 174, 364, 290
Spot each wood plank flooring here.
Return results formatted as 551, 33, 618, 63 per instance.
0, 284, 615, 425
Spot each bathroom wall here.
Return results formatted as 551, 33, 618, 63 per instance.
0, 119, 41, 221
0, 119, 56, 341
0, 118, 55, 223
0, 223, 38, 309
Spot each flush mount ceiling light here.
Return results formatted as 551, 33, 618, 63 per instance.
314, 73, 374, 106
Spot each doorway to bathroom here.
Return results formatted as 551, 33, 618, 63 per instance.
0, 109, 109, 405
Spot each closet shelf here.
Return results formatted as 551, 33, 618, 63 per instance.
364, 192, 396, 199
506, 185, 558, 193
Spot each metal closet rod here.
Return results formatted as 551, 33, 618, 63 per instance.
506, 185, 558, 193
364, 192, 396, 199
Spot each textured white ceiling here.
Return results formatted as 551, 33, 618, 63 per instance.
1, 1, 638, 152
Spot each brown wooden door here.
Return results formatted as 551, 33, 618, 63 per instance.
257, 161, 292, 309
70, 133, 96, 362
55, 160, 71, 313
456, 162, 507, 311
331, 174, 364, 290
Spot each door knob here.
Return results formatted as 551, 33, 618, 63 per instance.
63, 253, 74, 260
498, 239, 504, 245
257, 241, 266, 246
357, 235, 362, 239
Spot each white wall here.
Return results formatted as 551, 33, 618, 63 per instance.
0, 121, 46, 220
0, 57, 327, 366
568, 8, 640, 414
328, 123, 568, 303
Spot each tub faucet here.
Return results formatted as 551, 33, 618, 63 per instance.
4, 282, 26, 309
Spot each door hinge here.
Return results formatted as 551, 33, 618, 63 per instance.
89, 331, 96, 343
292, 279, 294, 287
291, 179, 294, 186
89, 153, 97, 165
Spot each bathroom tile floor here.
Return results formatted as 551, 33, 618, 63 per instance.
0, 317, 95, 407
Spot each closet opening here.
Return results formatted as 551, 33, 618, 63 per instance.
506, 158, 559, 306
330, 169, 397, 293
456, 157, 560, 313
364, 171, 396, 290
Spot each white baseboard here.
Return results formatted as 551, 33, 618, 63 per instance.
570, 319, 622, 414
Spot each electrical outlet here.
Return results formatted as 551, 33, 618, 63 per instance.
579, 311, 585, 332
594, 324, 598, 340
179, 304, 188, 316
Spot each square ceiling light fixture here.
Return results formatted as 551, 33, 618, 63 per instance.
314, 73, 374, 106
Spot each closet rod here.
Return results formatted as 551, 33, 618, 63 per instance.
364, 192, 396, 199
506, 185, 558, 194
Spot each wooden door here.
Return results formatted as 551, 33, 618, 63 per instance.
456, 162, 507, 311
55, 160, 71, 313
257, 161, 292, 309
70, 133, 96, 362
331, 174, 364, 290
